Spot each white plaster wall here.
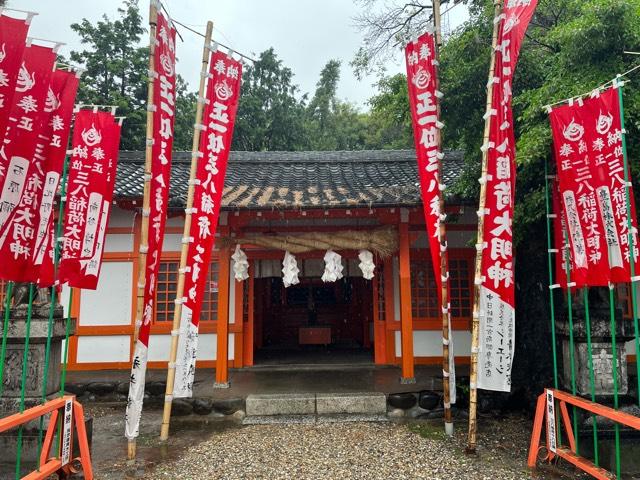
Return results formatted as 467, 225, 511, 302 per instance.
104, 233, 133, 252
166, 215, 184, 228
107, 206, 135, 228
79, 261, 132, 326
147, 333, 233, 362
76, 335, 130, 363
163, 233, 183, 252
394, 330, 472, 358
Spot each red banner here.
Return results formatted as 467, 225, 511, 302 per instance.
405, 32, 447, 298
0, 45, 57, 282
551, 86, 639, 285
405, 31, 455, 403
174, 50, 242, 398
58, 110, 121, 289
35, 70, 80, 286
125, 10, 177, 440
139, 10, 177, 347
477, 0, 537, 392
0, 13, 31, 142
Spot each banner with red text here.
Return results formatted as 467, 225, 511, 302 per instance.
0, 13, 31, 142
405, 31, 455, 404
174, 50, 242, 398
35, 70, 80, 286
477, 0, 537, 392
551, 86, 639, 285
58, 110, 121, 289
0, 45, 57, 282
126, 10, 177, 440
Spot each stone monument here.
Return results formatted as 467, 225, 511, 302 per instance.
557, 287, 634, 396
0, 283, 76, 465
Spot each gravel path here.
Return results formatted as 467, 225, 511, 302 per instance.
143, 417, 552, 480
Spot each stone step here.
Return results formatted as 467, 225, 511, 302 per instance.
316, 392, 386, 415
245, 392, 387, 417
246, 393, 315, 416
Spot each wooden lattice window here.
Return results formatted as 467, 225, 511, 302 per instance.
410, 254, 473, 320
410, 260, 438, 319
449, 257, 472, 318
154, 259, 219, 323
199, 261, 219, 322
155, 261, 178, 322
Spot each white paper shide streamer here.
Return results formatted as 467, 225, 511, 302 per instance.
282, 251, 300, 287
321, 250, 344, 283
231, 245, 249, 281
358, 250, 375, 280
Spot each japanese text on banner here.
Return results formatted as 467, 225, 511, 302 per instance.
58, 110, 121, 290
0, 45, 57, 282
174, 51, 242, 398
477, 0, 537, 392
126, 9, 177, 441
405, 31, 455, 404
35, 70, 80, 286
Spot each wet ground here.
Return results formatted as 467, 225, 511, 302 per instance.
84, 404, 580, 480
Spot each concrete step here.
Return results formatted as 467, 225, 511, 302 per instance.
245, 392, 387, 418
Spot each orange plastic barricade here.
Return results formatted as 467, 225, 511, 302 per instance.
0, 395, 93, 480
528, 388, 640, 480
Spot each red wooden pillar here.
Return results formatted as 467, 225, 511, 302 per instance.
398, 212, 415, 383
233, 269, 244, 369
215, 244, 231, 386
372, 267, 386, 364
243, 265, 255, 367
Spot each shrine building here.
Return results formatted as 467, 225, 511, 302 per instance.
6, 150, 481, 381
1, 148, 635, 382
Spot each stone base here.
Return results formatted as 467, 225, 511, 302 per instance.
0, 314, 74, 402
0, 416, 92, 471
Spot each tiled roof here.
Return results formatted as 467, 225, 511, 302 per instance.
114, 149, 465, 210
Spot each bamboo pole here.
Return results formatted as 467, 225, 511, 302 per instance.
128, 0, 158, 460
160, 20, 213, 442
432, 0, 453, 437
133, 0, 158, 348
467, 0, 502, 454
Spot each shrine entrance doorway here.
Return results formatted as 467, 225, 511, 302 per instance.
252, 274, 374, 366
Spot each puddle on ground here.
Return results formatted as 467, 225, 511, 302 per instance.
81, 404, 243, 479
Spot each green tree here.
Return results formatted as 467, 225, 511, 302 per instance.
232, 48, 308, 151
69, 0, 196, 151
366, 73, 413, 149
69, 0, 148, 150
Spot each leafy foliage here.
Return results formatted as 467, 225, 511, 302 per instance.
69, 0, 195, 150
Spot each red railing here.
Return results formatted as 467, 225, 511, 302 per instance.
528, 388, 640, 480
0, 395, 93, 480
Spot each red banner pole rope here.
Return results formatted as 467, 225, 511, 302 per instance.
160, 20, 213, 442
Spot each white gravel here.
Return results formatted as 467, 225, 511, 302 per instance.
143, 418, 550, 480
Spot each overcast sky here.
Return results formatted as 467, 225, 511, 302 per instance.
8, 0, 468, 109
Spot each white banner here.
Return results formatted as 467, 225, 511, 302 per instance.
477, 285, 514, 392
